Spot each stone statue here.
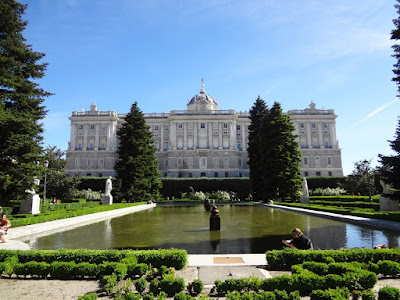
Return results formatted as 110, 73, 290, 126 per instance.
380, 179, 391, 194
301, 177, 309, 197
21, 177, 40, 214
105, 176, 113, 196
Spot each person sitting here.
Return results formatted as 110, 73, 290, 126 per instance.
282, 228, 312, 250
0, 213, 11, 243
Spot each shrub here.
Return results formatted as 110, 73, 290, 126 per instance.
123, 292, 142, 300
187, 279, 204, 295
301, 261, 329, 275
310, 287, 350, 300
75, 262, 100, 278
379, 286, 400, 300
134, 278, 147, 295
77, 292, 98, 300
261, 275, 293, 292
127, 263, 149, 278
378, 260, 400, 277
159, 274, 185, 296
101, 273, 119, 294
150, 278, 161, 295
352, 289, 375, 300
49, 261, 76, 279
143, 292, 155, 300
174, 292, 195, 300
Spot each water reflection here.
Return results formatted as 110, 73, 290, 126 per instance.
21, 205, 400, 253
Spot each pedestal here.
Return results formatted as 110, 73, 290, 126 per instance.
379, 196, 399, 211
103, 195, 113, 205
19, 194, 40, 214
210, 214, 220, 231
300, 196, 310, 204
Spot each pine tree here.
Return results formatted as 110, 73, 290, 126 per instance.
114, 102, 162, 201
247, 96, 268, 199
379, 118, 400, 200
0, 0, 51, 205
260, 102, 302, 200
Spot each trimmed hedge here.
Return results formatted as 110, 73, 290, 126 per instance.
266, 248, 400, 270
306, 177, 347, 189
0, 248, 187, 270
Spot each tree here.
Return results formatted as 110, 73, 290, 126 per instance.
392, 0, 400, 94
343, 160, 377, 197
114, 102, 162, 201
260, 102, 302, 200
379, 119, 400, 200
0, 0, 52, 205
41, 146, 81, 200
248, 98, 302, 201
247, 96, 268, 198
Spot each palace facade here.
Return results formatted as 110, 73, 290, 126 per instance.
65, 86, 343, 178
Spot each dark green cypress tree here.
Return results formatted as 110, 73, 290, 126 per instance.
0, 0, 51, 205
264, 102, 302, 200
114, 102, 162, 201
379, 118, 400, 200
247, 96, 268, 199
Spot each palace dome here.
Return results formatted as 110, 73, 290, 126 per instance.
188, 85, 218, 105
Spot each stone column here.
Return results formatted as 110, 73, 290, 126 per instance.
183, 123, 187, 150
208, 122, 212, 149
330, 122, 336, 148
194, 123, 198, 149
229, 122, 235, 149
306, 123, 312, 148
110, 122, 117, 150
106, 124, 112, 150
83, 124, 88, 150
95, 124, 100, 150
318, 122, 323, 148
70, 124, 77, 150
160, 125, 164, 152
218, 123, 222, 149
171, 123, 177, 150
241, 125, 246, 150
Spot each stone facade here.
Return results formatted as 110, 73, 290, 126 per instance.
65, 86, 343, 178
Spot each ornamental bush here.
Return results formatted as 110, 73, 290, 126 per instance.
134, 277, 147, 295
187, 279, 204, 295
378, 260, 400, 277
309, 287, 350, 300
379, 286, 400, 300
159, 274, 185, 296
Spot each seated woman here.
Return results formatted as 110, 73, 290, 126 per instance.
0, 213, 11, 243
282, 228, 312, 250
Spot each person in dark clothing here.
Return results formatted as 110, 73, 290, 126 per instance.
282, 228, 312, 250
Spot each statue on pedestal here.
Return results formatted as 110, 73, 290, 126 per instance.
20, 177, 41, 214
300, 177, 310, 204
103, 176, 113, 205
210, 206, 220, 231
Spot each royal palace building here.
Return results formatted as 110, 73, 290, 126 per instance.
65, 85, 343, 178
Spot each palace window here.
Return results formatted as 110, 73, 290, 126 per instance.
99, 158, 104, 167
225, 172, 229, 177
78, 125, 83, 130
101, 124, 106, 130
87, 159, 92, 166
315, 157, 320, 165
201, 172, 206, 177
213, 157, 219, 166
201, 158, 206, 166
178, 123, 183, 129
223, 123, 228, 128
165, 126, 169, 131
328, 171, 333, 176
316, 171, 321, 176
188, 172, 192, 178
224, 157, 229, 166
215, 172, 218, 177
304, 171, 309, 177
300, 123, 305, 128
304, 157, 308, 165
90, 125, 95, 130
324, 123, 328, 128
327, 157, 332, 165
201, 123, 205, 128
155, 126, 159, 131
312, 123, 316, 128
177, 158, 182, 166
75, 159, 80, 166
236, 125, 241, 130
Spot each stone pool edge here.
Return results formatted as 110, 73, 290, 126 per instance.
5, 203, 156, 241
264, 203, 400, 232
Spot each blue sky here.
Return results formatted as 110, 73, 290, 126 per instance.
22, 0, 399, 175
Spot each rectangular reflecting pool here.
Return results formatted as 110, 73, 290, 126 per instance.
21, 204, 400, 253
